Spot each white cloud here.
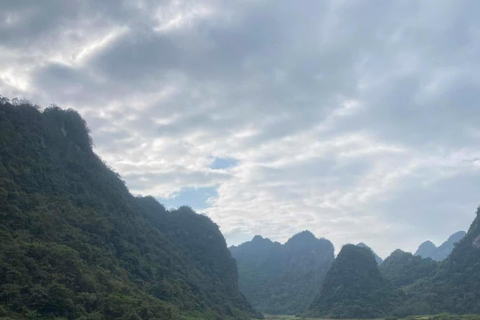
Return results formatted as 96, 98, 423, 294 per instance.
1, 0, 480, 257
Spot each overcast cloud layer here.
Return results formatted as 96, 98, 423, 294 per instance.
2, 0, 480, 257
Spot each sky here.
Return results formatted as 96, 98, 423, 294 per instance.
1, 0, 480, 257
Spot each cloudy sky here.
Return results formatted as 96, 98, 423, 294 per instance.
2, 0, 480, 257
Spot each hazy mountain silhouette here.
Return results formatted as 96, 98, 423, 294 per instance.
230, 231, 334, 314
414, 231, 466, 261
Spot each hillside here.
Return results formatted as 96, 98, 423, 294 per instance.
399, 208, 480, 316
230, 231, 334, 315
380, 249, 437, 288
307, 244, 399, 319
414, 231, 466, 261
0, 99, 260, 320
356, 242, 383, 264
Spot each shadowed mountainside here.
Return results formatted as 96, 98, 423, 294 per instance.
308, 244, 399, 319
380, 249, 437, 288
0, 99, 260, 320
356, 242, 383, 265
398, 209, 480, 316
230, 231, 334, 315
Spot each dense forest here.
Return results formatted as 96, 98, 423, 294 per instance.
380, 249, 437, 288
0, 98, 260, 320
230, 231, 334, 315
356, 243, 383, 265
307, 245, 399, 319
397, 208, 480, 316
306, 222, 479, 319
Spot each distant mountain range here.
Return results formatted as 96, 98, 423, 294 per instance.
231, 228, 470, 318
230, 231, 334, 315
415, 231, 466, 261
230, 229, 467, 317
307, 219, 480, 318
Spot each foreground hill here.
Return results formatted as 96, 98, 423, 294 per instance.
380, 249, 437, 288
0, 99, 259, 320
414, 231, 466, 261
308, 244, 399, 319
356, 242, 383, 264
400, 208, 480, 316
230, 231, 334, 315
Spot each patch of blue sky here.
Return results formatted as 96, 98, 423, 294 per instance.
210, 157, 239, 170
157, 186, 218, 211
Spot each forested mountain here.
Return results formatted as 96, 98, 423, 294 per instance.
398, 208, 480, 316
380, 249, 437, 288
414, 241, 437, 260
414, 231, 466, 261
356, 242, 383, 264
0, 99, 260, 320
230, 231, 334, 315
307, 244, 399, 319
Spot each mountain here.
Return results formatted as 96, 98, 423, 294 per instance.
308, 244, 399, 319
414, 231, 466, 261
0, 99, 260, 320
380, 249, 437, 288
398, 208, 480, 316
230, 231, 334, 315
356, 242, 383, 264
414, 241, 437, 260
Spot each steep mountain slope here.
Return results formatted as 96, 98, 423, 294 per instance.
401, 209, 480, 316
230, 231, 334, 315
414, 231, 466, 261
0, 99, 259, 320
308, 244, 398, 319
380, 249, 437, 288
356, 242, 383, 264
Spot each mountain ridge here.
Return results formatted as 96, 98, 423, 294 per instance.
0, 100, 260, 320
230, 230, 334, 315
307, 244, 399, 319
414, 231, 466, 261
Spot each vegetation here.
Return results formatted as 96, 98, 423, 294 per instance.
380, 250, 437, 288
357, 243, 383, 265
262, 314, 480, 320
0, 98, 260, 320
307, 244, 399, 319
395, 208, 480, 317
3, 97, 480, 320
230, 231, 334, 315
